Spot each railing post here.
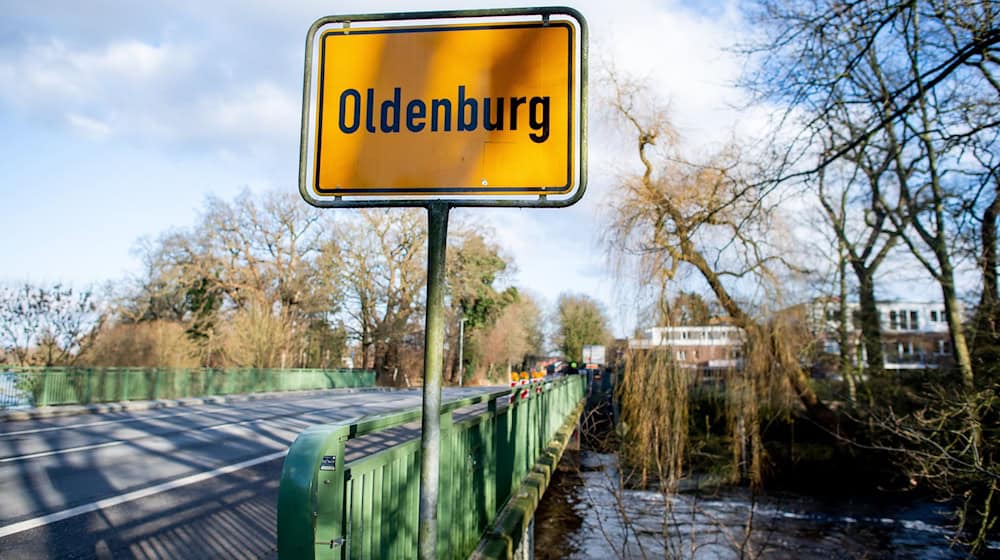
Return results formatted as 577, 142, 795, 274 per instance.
527, 388, 536, 466
437, 409, 454, 556
485, 397, 498, 518
278, 424, 350, 559
41, 371, 51, 407
516, 394, 527, 482
314, 434, 348, 558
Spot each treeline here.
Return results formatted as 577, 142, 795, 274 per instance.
0, 191, 584, 384
605, 1, 998, 553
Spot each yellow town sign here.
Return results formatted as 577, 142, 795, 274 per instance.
298, 9, 587, 207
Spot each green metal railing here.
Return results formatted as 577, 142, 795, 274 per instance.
277, 373, 586, 559
0, 367, 376, 409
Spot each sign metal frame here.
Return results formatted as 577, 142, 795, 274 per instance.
298, 7, 588, 209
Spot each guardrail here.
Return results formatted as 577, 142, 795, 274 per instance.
0, 367, 376, 409
277, 373, 585, 559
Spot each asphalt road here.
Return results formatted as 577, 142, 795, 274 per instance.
0, 386, 500, 559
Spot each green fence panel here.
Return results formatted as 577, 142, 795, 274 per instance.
0, 367, 377, 409
277, 374, 586, 560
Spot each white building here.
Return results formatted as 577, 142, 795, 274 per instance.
809, 300, 956, 371
629, 325, 745, 370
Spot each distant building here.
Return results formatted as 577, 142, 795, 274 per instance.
807, 299, 955, 373
629, 325, 745, 373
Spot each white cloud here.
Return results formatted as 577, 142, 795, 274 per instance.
65, 112, 111, 137
0, 39, 185, 104
199, 81, 299, 141
70, 39, 175, 79
0, 34, 297, 153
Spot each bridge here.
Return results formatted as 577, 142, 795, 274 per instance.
0, 370, 586, 559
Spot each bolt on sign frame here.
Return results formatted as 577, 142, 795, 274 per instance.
293, 7, 586, 559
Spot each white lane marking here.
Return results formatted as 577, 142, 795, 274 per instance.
0, 392, 371, 437
0, 450, 287, 538
0, 441, 125, 463
0, 409, 209, 437
0, 415, 298, 463
204, 418, 265, 431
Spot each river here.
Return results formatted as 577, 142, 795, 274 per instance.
534, 450, 998, 559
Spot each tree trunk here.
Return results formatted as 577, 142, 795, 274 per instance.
982, 192, 1000, 309
973, 190, 1000, 376
915, 88, 974, 390
854, 270, 885, 377
941, 275, 975, 391
837, 247, 857, 404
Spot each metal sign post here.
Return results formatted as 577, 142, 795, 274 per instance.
297, 7, 586, 559
418, 202, 449, 558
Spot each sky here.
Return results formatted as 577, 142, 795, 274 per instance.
0, 1, 807, 337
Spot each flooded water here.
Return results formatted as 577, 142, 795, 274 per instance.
535, 451, 998, 559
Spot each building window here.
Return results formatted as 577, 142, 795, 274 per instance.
910, 310, 919, 330
890, 311, 898, 330
693, 350, 699, 359
937, 340, 951, 355
930, 310, 938, 322
677, 350, 686, 361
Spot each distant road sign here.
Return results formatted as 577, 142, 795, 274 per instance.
583, 344, 605, 365
299, 8, 587, 207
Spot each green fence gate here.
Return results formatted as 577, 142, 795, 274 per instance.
277, 373, 585, 559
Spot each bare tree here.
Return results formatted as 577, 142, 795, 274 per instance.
603, 75, 835, 429
335, 208, 427, 380
967, 123, 1000, 380
0, 283, 105, 366
738, 7, 1000, 548
126, 190, 342, 368
476, 293, 543, 381
847, 384, 1000, 554
814, 142, 901, 380
741, 0, 1000, 390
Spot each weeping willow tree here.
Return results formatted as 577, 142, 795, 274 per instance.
730, 315, 812, 487
618, 349, 689, 490
603, 72, 844, 490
